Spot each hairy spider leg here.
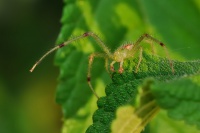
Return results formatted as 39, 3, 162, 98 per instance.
145, 38, 155, 54
83, 32, 112, 58
30, 32, 113, 72
135, 47, 143, 73
30, 46, 60, 72
105, 58, 113, 77
29, 35, 86, 72
105, 58, 109, 73
110, 61, 116, 72
87, 53, 109, 99
30, 32, 113, 99
132, 33, 174, 73
119, 60, 124, 73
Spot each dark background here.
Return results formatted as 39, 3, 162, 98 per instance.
0, 0, 63, 133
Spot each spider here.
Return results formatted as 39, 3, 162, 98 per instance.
30, 32, 174, 99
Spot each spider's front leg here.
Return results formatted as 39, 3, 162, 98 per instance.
110, 61, 116, 72
87, 53, 109, 99
110, 60, 124, 74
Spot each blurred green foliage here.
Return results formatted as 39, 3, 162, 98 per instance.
0, 0, 63, 133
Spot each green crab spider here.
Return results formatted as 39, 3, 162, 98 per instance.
30, 32, 174, 99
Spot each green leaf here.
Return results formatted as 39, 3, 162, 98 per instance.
54, 1, 200, 133
56, 51, 91, 117
61, 95, 97, 133
151, 75, 200, 128
111, 106, 144, 133
54, 1, 90, 120
140, 0, 200, 59
86, 53, 200, 133
150, 110, 200, 133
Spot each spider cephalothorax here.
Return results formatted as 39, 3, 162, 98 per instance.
30, 32, 174, 99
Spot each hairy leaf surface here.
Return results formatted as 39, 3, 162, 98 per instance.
151, 75, 200, 128
86, 53, 200, 133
